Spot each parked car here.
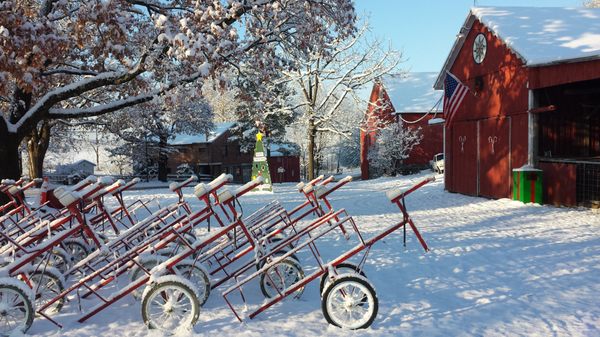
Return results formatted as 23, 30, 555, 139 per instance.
430, 153, 444, 173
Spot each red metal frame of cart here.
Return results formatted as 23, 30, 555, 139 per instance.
30, 176, 235, 328
221, 176, 434, 322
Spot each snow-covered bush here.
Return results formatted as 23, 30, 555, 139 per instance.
176, 164, 195, 176
368, 121, 422, 177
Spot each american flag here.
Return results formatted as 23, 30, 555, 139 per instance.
444, 71, 469, 127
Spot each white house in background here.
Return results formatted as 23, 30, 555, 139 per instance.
55, 159, 96, 176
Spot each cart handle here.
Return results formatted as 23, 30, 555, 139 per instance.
193, 173, 233, 199
314, 175, 353, 199
111, 177, 141, 195
88, 179, 125, 200
169, 175, 198, 192
216, 176, 264, 205
386, 176, 436, 203
295, 174, 325, 191
72, 175, 98, 191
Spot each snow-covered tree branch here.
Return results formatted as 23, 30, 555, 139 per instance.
368, 121, 422, 177
278, 22, 403, 179
0, 0, 357, 179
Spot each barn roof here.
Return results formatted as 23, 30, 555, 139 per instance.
270, 143, 299, 157
434, 6, 600, 89
381, 72, 442, 113
72, 159, 96, 166
170, 122, 235, 145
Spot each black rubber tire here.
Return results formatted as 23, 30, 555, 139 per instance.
62, 239, 90, 266
141, 279, 200, 333
130, 258, 164, 300
29, 268, 65, 314
259, 258, 304, 299
33, 248, 70, 275
256, 250, 299, 271
174, 263, 211, 306
321, 274, 378, 330
269, 235, 294, 250
319, 262, 367, 296
0, 283, 34, 335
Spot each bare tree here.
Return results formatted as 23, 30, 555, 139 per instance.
279, 23, 402, 179
368, 121, 422, 177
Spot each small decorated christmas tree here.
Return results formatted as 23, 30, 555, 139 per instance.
251, 132, 273, 192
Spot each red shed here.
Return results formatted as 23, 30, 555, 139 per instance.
268, 144, 301, 183
360, 73, 444, 179
435, 7, 600, 207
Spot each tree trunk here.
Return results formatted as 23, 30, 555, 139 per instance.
26, 121, 51, 179
0, 133, 22, 180
1, 86, 31, 181
0, 126, 22, 208
158, 136, 168, 182
307, 120, 316, 180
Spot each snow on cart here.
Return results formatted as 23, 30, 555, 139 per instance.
0, 173, 433, 335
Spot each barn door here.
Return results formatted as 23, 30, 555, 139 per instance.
451, 120, 478, 196
478, 117, 511, 198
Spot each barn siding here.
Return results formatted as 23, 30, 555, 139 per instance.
539, 161, 577, 206
446, 20, 529, 199
529, 59, 600, 89
269, 156, 301, 183
401, 113, 443, 166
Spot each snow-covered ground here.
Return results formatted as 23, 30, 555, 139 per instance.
27, 173, 600, 337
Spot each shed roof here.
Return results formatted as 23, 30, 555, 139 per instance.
435, 6, 600, 89
170, 122, 235, 145
72, 159, 96, 166
381, 73, 442, 113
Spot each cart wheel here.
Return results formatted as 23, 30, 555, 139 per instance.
141, 276, 200, 333
130, 257, 165, 300
260, 258, 304, 299
269, 233, 294, 250
33, 248, 70, 274
181, 232, 197, 244
321, 274, 378, 330
0, 281, 34, 335
28, 268, 65, 314
256, 250, 299, 271
319, 263, 367, 296
174, 263, 211, 306
62, 238, 90, 266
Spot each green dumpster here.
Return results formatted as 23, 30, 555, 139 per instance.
513, 167, 543, 204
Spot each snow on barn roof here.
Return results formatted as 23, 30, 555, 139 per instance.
72, 159, 96, 166
382, 73, 442, 113
435, 6, 600, 89
270, 143, 299, 157
474, 7, 600, 65
170, 122, 235, 145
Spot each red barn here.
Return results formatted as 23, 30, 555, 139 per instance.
168, 123, 300, 184
360, 73, 444, 179
435, 7, 600, 207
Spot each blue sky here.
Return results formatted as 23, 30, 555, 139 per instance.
354, 0, 583, 72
